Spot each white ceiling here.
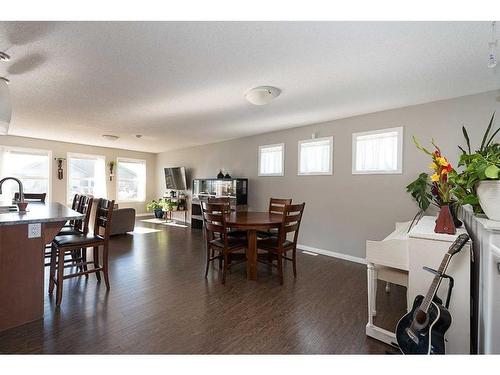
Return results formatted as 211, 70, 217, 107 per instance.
0, 21, 498, 153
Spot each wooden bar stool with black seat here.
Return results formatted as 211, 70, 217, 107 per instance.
257, 198, 292, 240
43, 194, 89, 267
49, 198, 114, 306
257, 203, 305, 284
202, 202, 246, 284
14, 192, 47, 203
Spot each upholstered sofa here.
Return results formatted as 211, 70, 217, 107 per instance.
110, 206, 136, 235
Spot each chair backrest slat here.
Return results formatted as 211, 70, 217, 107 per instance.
269, 198, 292, 215
14, 192, 46, 203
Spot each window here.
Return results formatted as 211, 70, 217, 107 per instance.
0, 147, 51, 201
258, 143, 284, 176
298, 137, 333, 175
67, 153, 106, 202
352, 127, 403, 174
116, 158, 146, 202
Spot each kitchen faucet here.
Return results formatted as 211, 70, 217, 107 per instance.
0, 177, 25, 203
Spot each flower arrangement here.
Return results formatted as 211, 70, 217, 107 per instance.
408, 137, 454, 207
407, 137, 457, 234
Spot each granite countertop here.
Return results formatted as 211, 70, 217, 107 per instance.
0, 202, 83, 226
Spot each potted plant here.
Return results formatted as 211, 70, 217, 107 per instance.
407, 137, 458, 234
146, 199, 164, 219
162, 199, 174, 212
171, 201, 179, 211
449, 113, 500, 220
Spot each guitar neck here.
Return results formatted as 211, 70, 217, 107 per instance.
420, 253, 452, 313
419, 233, 470, 312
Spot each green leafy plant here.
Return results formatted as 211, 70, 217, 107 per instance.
162, 199, 175, 211
146, 199, 163, 211
449, 113, 500, 212
406, 172, 434, 211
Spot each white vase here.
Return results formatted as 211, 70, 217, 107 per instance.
477, 180, 500, 221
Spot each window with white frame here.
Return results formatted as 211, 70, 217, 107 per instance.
67, 153, 106, 202
116, 158, 146, 202
0, 147, 51, 201
352, 127, 403, 174
298, 136, 333, 175
258, 143, 284, 176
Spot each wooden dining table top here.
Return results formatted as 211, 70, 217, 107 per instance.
226, 211, 283, 227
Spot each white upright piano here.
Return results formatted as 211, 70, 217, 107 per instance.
366, 216, 471, 354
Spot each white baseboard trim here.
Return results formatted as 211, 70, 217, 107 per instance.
297, 244, 366, 265
136, 213, 153, 217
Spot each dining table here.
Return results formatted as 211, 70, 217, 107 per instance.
226, 211, 283, 280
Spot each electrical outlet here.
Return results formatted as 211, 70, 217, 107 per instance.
28, 223, 41, 238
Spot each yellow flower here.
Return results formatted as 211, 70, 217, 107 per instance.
436, 156, 448, 167
431, 173, 440, 182
428, 162, 438, 170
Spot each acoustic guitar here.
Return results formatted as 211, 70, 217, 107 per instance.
395, 233, 470, 354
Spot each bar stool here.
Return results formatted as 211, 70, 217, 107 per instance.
49, 198, 114, 306
43, 194, 89, 267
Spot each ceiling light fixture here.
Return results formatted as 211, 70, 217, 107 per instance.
0, 51, 10, 61
135, 134, 143, 139
245, 86, 281, 105
0, 76, 10, 85
488, 21, 498, 69
102, 134, 119, 141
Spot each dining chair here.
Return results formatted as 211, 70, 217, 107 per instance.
257, 198, 292, 239
49, 198, 114, 306
202, 202, 246, 284
14, 192, 46, 203
208, 196, 246, 239
257, 202, 305, 284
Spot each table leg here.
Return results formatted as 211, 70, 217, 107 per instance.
246, 229, 257, 280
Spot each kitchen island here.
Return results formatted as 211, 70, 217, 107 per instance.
0, 202, 83, 332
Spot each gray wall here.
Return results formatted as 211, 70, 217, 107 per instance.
156, 90, 500, 259
0, 135, 157, 214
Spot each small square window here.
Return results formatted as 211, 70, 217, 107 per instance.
298, 137, 333, 175
258, 143, 284, 176
352, 126, 403, 174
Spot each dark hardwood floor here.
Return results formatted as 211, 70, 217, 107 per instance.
0, 218, 405, 354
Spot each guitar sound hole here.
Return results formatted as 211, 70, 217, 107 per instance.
415, 309, 427, 325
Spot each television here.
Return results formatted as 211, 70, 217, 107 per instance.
164, 167, 187, 190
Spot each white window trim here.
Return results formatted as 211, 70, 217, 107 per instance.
67, 152, 106, 203
0, 146, 53, 201
297, 136, 333, 176
258, 143, 285, 177
116, 157, 147, 203
351, 126, 403, 175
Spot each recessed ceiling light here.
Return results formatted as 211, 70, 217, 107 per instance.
245, 86, 281, 105
0, 77, 10, 85
102, 134, 119, 141
0, 52, 10, 62
136, 134, 143, 138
